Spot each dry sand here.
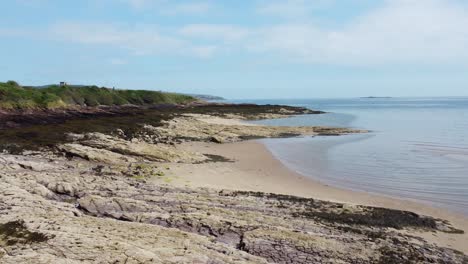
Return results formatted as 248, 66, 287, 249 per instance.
161, 140, 468, 254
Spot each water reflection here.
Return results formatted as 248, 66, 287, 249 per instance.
247, 98, 468, 215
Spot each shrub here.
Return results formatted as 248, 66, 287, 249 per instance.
0, 81, 196, 109
6, 80, 20, 87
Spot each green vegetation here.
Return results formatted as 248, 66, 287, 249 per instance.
0, 81, 196, 109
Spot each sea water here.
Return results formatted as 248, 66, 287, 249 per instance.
232, 97, 468, 215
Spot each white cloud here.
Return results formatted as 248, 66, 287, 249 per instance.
189, 45, 218, 58
48, 22, 217, 58
0, 29, 29, 37
110, 58, 127, 65
50, 22, 182, 55
163, 2, 213, 15
14, 0, 48, 7
252, 0, 468, 65
257, 0, 334, 19
121, 0, 213, 15
179, 24, 249, 42
122, 0, 158, 9
6, 0, 468, 66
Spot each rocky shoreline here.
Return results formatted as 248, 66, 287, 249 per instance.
0, 103, 321, 130
0, 103, 320, 153
1, 103, 467, 263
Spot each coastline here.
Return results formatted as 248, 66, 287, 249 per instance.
167, 139, 468, 253
1, 105, 467, 262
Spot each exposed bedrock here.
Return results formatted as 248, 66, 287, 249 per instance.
1, 150, 467, 263
52, 114, 364, 165
0, 105, 466, 263
27, 164, 464, 264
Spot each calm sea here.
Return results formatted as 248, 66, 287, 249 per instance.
232, 97, 468, 215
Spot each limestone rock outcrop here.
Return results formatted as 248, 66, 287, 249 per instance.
1, 154, 466, 263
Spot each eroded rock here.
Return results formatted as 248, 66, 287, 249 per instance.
61, 132, 207, 163
0, 106, 465, 263
0, 153, 467, 263
141, 114, 363, 145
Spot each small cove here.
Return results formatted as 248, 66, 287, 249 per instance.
240, 97, 468, 215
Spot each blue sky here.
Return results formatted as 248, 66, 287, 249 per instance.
1, 0, 468, 99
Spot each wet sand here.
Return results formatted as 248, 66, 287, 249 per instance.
163, 140, 468, 254
3, 104, 466, 262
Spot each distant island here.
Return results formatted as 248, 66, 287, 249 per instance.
361, 96, 393, 99
185, 93, 225, 101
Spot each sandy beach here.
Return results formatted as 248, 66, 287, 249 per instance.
5, 0, 468, 261
165, 139, 468, 254
2, 107, 467, 263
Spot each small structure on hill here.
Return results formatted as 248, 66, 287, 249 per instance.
59, 82, 68, 87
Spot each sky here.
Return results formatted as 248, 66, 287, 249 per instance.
1, 0, 468, 99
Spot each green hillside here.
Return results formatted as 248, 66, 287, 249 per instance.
0, 81, 196, 109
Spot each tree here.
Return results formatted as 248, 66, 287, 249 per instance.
6, 80, 20, 87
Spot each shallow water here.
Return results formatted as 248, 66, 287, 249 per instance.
233, 98, 468, 215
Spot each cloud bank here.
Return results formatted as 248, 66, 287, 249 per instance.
252, 0, 468, 65
5, 0, 468, 66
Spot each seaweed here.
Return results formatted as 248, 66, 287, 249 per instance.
336, 226, 386, 240
377, 244, 428, 264
0, 103, 320, 153
293, 207, 438, 230
0, 220, 51, 245
198, 154, 235, 163
225, 190, 450, 232
226, 191, 319, 207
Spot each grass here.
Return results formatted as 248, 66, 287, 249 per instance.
0, 81, 196, 109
